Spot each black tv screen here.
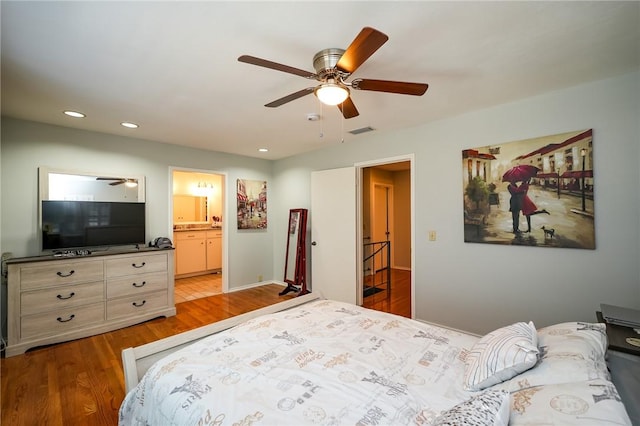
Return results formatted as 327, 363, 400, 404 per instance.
41, 201, 146, 251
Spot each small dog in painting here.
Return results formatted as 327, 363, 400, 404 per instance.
541, 226, 555, 239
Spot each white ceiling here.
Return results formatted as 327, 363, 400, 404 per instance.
2, 1, 638, 160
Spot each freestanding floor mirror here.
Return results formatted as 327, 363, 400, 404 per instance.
280, 208, 309, 296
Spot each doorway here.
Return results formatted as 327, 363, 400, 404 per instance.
170, 168, 227, 303
360, 160, 412, 318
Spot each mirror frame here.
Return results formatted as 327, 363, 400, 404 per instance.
282, 208, 308, 295
37, 166, 146, 254
39, 166, 146, 202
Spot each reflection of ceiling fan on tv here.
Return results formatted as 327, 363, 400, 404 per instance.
96, 177, 138, 187
238, 26, 429, 119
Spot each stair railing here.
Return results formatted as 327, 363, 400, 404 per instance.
363, 240, 391, 297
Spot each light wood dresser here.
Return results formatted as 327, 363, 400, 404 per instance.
5, 248, 176, 357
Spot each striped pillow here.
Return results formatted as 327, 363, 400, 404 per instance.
433, 389, 510, 426
464, 321, 539, 391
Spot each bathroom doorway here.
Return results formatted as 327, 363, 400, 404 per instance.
170, 168, 227, 303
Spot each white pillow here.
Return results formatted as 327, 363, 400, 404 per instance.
537, 321, 607, 359
492, 322, 610, 392
463, 321, 539, 391
432, 389, 510, 426
509, 379, 632, 425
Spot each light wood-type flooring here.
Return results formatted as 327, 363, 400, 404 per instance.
174, 271, 223, 303
1, 270, 410, 426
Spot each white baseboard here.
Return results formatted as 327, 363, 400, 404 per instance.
227, 280, 287, 293
414, 318, 481, 337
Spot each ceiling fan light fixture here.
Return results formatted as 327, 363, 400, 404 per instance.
315, 82, 349, 106
125, 179, 138, 188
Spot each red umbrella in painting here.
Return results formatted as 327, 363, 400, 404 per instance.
502, 165, 540, 182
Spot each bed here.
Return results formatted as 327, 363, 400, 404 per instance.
120, 294, 632, 425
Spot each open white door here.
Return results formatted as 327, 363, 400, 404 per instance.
310, 167, 357, 304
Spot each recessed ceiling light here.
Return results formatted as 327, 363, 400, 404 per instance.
258, 148, 268, 152
63, 110, 85, 118
121, 122, 138, 129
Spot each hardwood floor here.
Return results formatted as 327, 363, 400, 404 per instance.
1, 272, 410, 426
362, 268, 412, 318
1, 284, 295, 426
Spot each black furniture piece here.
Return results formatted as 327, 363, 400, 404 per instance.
596, 311, 640, 425
597, 311, 640, 356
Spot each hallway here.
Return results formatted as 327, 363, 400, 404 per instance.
362, 268, 411, 318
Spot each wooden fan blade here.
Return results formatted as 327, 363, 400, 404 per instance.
339, 97, 359, 119
238, 55, 316, 79
351, 78, 428, 96
336, 27, 388, 75
265, 87, 315, 108
109, 181, 123, 186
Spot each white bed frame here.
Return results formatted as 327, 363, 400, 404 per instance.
122, 293, 321, 393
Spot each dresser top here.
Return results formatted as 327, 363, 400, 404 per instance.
5, 246, 172, 265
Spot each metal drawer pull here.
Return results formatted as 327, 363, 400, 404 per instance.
57, 292, 75, 300
132, 300, 146, 307
56, 270, 75, 277
57, 314, 75, 323
132, 262, 146, 268
132, 281, 146, 288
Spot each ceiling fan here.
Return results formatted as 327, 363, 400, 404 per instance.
238, 27, 428, 119
96, 177, 138, 187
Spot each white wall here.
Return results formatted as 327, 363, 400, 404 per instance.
2, 71, 638, 335
0, 118, 274, 290
273, 71, 640, 334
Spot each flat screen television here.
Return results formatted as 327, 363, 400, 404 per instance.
41, 200, 146, 251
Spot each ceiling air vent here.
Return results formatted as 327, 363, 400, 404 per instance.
348, 126, 375, 135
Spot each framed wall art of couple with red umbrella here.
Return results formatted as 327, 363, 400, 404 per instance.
462, 129, 595, 249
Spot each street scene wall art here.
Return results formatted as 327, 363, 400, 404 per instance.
237, 179, 267, 229
462, 129, 594, 249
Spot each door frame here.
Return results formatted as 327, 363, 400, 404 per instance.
169, 166, 228, 293
355, 154, 415, 318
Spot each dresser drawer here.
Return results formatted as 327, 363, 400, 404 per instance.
106, 291, 168, 320
105, 254, 168, 278
107, 272, 168, 298
20, 260, 104, 291
21, 302, 105, 339
21, 281, 104, 316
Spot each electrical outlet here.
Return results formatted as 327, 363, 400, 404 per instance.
428, 231, 436, 241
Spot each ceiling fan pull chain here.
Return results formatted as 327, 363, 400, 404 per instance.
341, 104, 345, 143
319, 101, 324, 138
